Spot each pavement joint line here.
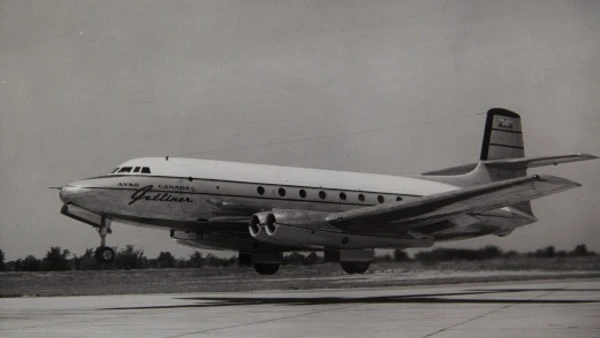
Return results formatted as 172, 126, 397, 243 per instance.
419, 285, 565, 338
162, 304, 357, 338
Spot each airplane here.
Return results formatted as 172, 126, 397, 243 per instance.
57, 108, 597, 275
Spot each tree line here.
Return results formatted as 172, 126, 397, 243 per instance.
0, 244, 594, 272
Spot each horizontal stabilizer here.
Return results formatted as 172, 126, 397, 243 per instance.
326, 175, 580, 234
421, 153, 597, 176
421, 163, 478, 176
483, 153, 598, 169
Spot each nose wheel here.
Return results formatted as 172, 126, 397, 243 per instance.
94, 217, 115, 263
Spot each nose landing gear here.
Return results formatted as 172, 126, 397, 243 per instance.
94, 217, 115, 263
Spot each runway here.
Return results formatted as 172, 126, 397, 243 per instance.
1, 278, 598, 338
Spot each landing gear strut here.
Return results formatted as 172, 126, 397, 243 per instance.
94, 217, 115, 263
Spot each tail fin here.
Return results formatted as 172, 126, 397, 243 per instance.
480, 108, 524, 161
479, 108, 527, 182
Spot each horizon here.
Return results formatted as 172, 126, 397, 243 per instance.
2, 242, 596, 263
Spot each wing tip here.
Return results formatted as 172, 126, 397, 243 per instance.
536, 175, 581, 188
575, 153, 599, 160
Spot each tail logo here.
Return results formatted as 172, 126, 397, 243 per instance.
497, 118, 513, 129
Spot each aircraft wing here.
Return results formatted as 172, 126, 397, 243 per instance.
325, 175, 580, 233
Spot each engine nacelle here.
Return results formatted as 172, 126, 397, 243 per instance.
248, 209, 433, 249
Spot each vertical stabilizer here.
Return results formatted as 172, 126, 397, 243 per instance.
480, 108, 526, 181
480, 108, 524, 161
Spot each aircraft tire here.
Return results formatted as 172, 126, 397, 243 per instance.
94, 246, 115, 263
253, 263, 279, 275
341, 262, 370, 274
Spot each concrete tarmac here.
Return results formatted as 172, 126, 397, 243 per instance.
1, 278, 598, 338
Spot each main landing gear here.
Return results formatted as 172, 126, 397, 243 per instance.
94, 218, 115, 263
340, 261, 370, 274
253, 263, 280, 275
240, 252, 282, 275
339, 249, 373, 275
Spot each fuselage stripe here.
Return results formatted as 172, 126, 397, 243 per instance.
84, 174, 423, 197
81, 186, 415, 207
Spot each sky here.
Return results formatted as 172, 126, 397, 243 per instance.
1, 0, 599, 260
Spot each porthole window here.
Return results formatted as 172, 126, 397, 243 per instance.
358, 193, 365, 202
299, 189, 307, 198
377, 195, 385, 203
339, 192, 347, 200
396, 196, 403, 201
319, 191, 327, 199
257, 186, 265, 195
278, 187, 286, 197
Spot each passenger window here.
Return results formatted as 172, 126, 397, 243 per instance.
377, 195, 385, 203
278, 188, 286, 197
141, 167, 151, 174
133, 167, 141, 173
257, 186, 265, 195
358, 193, 365, 202
299, 189, 307, 198
339, 192, 347, 200
396, 196, 403, 202
319, 191, 327, 199
118, 167, 132, 173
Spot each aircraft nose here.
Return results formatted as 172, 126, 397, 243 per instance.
59, 184, 82, 204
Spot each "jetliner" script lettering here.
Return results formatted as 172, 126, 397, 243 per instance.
129, 185, 193, 205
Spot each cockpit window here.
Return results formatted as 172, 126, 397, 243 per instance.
133, 167, 141, 173
141, 167, 151, 174
110, 168, 120, 173
118, 167, 133, 173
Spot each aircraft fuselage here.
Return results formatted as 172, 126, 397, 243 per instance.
59, 157, 533, 252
